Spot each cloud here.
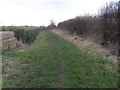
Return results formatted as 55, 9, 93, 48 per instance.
0, 0, 118, 26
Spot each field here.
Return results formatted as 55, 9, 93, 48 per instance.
2, 30, 118, 88
0, 31, 17, 50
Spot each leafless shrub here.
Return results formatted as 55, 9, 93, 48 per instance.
58, 1, 118, 55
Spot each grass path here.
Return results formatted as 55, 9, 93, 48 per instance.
3, 30, 118, 88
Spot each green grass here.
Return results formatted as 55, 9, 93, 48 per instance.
2, 30, 118, 88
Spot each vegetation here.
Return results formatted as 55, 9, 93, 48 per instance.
1, 26, 42, 44
13, 28, 25, 41
47, 20, 57, 29
58, 1, 118, 55
13, 28, 40, 44
3, 31, 118, 88
1, 1, 119, 88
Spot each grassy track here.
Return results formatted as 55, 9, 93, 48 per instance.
3, 30, 118, 88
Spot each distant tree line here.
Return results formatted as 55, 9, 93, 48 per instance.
58, 2, 119, 55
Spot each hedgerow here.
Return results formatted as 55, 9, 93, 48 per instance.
13, 28, 40, 44
58, 1, 118, 55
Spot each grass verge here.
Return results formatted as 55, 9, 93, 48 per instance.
2, 30, 118, 88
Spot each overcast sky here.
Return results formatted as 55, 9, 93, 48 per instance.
0, 0, 118, 26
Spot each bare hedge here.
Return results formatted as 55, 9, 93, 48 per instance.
58, 1, 118, 55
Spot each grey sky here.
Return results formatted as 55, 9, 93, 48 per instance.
0, 0, 118, 26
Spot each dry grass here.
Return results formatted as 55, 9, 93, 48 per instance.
51, 29, 118, 63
